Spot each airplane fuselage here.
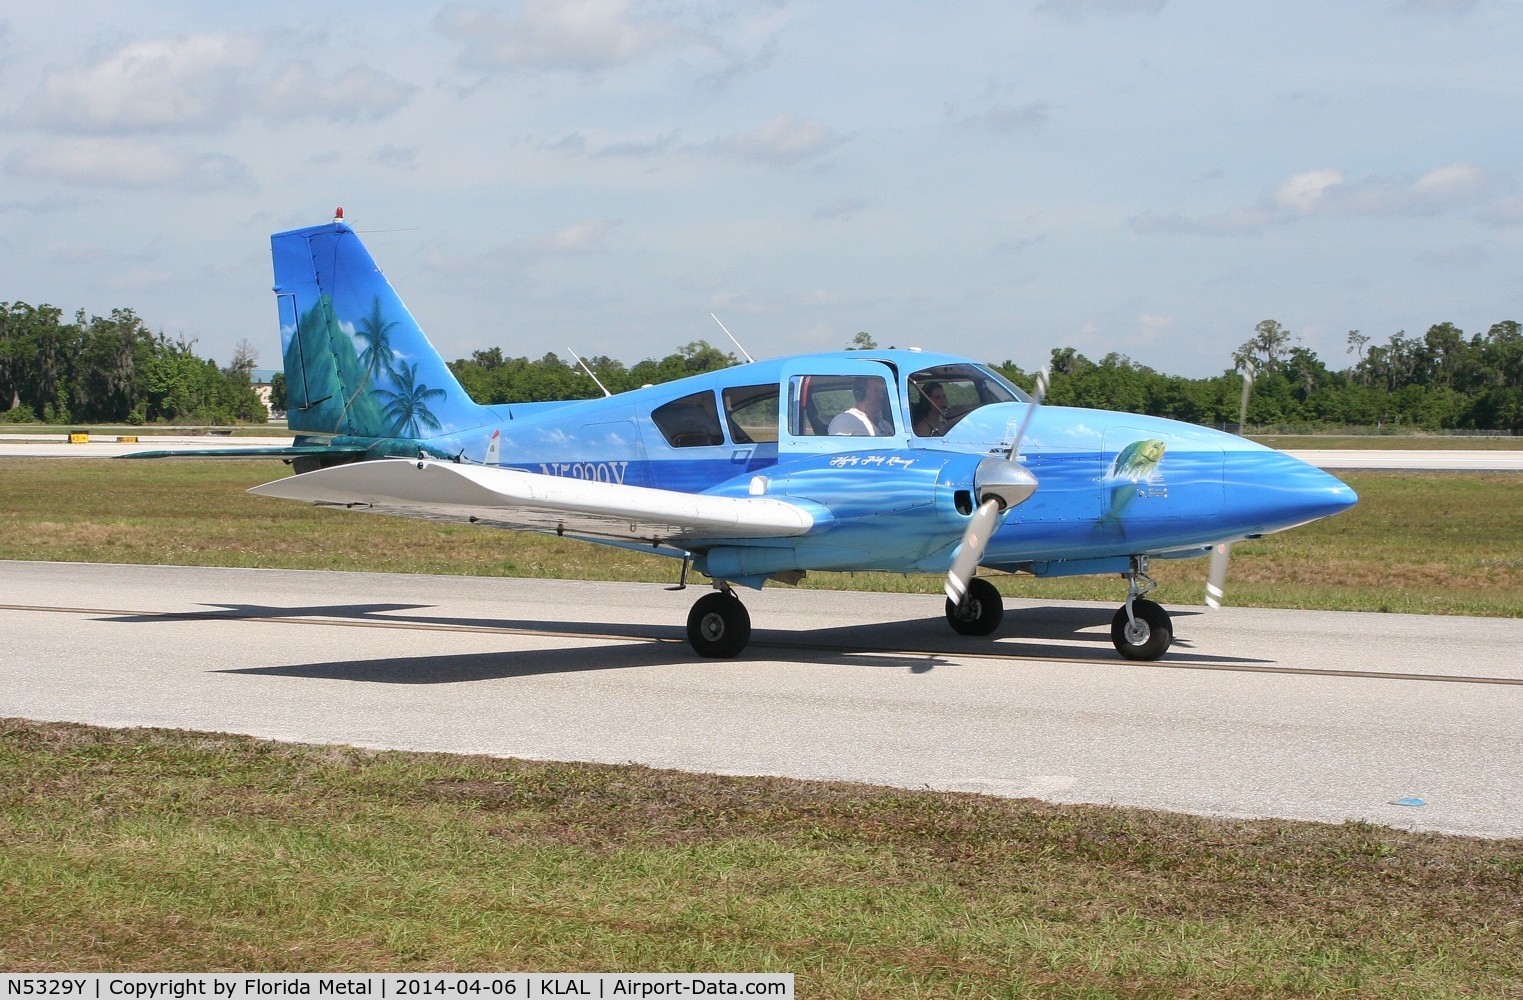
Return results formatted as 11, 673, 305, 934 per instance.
300, 349, 1354, 586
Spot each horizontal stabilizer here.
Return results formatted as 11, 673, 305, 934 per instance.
249, 459, 822, 548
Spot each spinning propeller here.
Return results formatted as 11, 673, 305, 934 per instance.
1204, 541, 1232, 609
944, 369, 1048, 604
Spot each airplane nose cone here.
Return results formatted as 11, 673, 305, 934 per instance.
1303, 462, 1358, 516
1226, 450, 1358, 533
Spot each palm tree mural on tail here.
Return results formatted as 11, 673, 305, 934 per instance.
283, 295, 387, 436
377, 360, 446, 439
350, 296, 398, 417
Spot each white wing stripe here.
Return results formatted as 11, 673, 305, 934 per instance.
249, 459, 818, 541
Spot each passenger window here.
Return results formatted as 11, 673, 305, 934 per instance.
652, 391, 724, 448
722, 384, 778, 443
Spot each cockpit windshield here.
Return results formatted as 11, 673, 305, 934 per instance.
906, 363, 1025, 437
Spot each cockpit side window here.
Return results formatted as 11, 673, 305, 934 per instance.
788, 375, 894, 437
907, 364, 1021, 436
652, 391, 724, 448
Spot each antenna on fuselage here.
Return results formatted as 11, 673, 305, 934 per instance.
565, 347, 611, 397
709, 313, 755, 364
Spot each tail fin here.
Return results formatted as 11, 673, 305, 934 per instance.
271, 216, 492, 443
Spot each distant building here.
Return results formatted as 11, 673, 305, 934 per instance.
251, 368, 281, 419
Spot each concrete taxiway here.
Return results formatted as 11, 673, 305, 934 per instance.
4, 559, 1520, 839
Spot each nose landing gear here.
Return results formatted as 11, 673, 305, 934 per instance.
1111, 556, 1172, 660
945, 576, 1004, 636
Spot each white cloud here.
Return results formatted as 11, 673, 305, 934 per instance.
7, 33, 414, 135
11, 34, 263, 133
542, 128, 682, 160
707, 113, 841, 169
517, 219, 622, 258
1273, 168, 1346, 215
434, 0, 687, 74
1133, 162, 1506, 237
1277, 163, 1498, 217
258, 62, 415, 125
5, 137, 252, 191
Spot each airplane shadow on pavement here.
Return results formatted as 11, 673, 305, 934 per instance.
94, 598, 1274, 686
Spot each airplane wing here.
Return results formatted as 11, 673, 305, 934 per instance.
248, 458, 824, 548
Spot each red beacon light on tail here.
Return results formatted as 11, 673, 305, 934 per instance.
333, 207, 345, 223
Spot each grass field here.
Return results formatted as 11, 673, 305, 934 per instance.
2, 459, 1520, 616
4, 719, 1521, 995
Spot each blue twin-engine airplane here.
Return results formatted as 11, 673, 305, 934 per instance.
147, 213, 1357, 660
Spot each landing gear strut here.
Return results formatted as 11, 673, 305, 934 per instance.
686, 584, 751, 658
946, 577, 1004, 636
1110, 556, 1172, 660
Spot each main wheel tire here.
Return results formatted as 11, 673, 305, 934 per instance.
1111, 598, 1172, 660
687, 592, 752, 658
945, 577, 1004, 636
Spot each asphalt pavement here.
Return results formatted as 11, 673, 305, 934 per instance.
4, 560, 1520, 839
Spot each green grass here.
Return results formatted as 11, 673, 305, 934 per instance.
3, 719, 1521, 995
1, 459, 1520, 616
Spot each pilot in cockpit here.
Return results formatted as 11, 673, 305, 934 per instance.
911, 380, 949, 437
828, 377, 893, 436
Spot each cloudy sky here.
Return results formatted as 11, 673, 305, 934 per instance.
2, 0, 1520, 378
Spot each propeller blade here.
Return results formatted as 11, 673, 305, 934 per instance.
945, 497, 1000, 603
1005, 367, 1049, 461
946, 367, 1049, 604
1205, 542, 1231, 609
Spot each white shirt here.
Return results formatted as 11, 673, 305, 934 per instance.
829, 406, 890, 436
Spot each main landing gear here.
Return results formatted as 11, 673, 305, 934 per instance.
686, 585, 751, 658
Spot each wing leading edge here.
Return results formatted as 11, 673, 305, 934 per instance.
249, 459, 824, 548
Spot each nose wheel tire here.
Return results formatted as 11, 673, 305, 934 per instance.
687, 592, 752, 658
945, 577, 1004, 636
1111, 598, 1171, 660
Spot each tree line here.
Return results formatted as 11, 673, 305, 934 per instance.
5, 295, 1520, 432
988, 318, 1523, 432
449, 319, 1523, 433
1, 301, 268, 425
